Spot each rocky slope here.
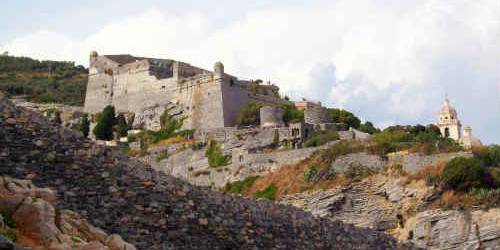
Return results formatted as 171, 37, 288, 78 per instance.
0, 92, 412, 249
0, 176, 135, 250
282, 174, 500, 249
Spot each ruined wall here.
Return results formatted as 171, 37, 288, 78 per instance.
387, 151, 473, 173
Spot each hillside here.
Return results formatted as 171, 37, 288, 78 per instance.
0, 92, 413, 249
0, 55, 87, 105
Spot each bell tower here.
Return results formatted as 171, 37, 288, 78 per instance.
436, 97, 461, 140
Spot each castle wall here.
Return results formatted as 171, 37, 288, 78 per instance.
176, 73, 225, 129
220, 77, 251, 126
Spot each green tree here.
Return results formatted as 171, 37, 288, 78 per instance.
358, 121, 379, 134
116, 113, 128, 137
278, 103, 304, 125
79, 113, 90, 137
93, 105, 116, 140
328, 108, 361, 129
441, 157, 486, 192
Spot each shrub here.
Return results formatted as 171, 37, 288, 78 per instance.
205, 140, 229, 168
304, 165, 321, 183
304, 130, 339, 147
116, 113, 128, 137
0, 230, 17, 242
358, 121, 379, 134
254, 183, 277, 201
0, 209, 16, 228
319, 142, 363, 163
236, 101, 263, 126
488, 145, 500, 167
93, 105, 115, 140
79, 113, 90, 137
160, 109, 183, 134
343, 164, 375, 181
155, 150, 169, 162
224, 176, 260, 194
441, 157, 486, 192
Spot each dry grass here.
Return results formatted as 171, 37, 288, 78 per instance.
245, 158, 350, 201
148, 136, 193, 148
406, 160, 447, 185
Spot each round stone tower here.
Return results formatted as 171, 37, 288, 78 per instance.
214, 61, 224, 79
260, 106, 284, 128
436, 98, 461, 140
90, 51, 98, 66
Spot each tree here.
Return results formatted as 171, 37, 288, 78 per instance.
358, 121, 379, 134
279, 103, 304, 125
116, 113, 128, 137
327, 108, 361, 129
93, 105, 115, 140
79, 113, 90, 137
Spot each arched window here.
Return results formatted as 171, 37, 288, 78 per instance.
444, 127, 450, 138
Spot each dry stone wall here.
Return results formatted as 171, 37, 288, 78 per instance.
0, 93, 411, 249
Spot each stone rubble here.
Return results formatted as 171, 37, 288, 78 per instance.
0, 91, 414, 249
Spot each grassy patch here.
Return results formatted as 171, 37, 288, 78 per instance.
253, 183, 278, 201
205, 140, 230, 168
223, 176, 260, 194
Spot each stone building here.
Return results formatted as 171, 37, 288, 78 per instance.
436, 97, 481, 149
83, 51, 284, 130
294, 100, 332, 126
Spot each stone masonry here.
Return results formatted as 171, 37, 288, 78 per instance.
83, 52, 284, 130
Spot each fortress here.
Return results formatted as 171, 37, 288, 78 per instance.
83, 51, 284, 130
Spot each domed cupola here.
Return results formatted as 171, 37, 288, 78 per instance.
436, 97, 462, 140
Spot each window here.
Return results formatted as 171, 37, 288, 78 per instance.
444, 127, 450, 137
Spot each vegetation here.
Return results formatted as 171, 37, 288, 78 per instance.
253, 183, 278, 201
358, 121, 380, 134
441, 157, 486, 192
135, 110, 192, 146
0, 55, 87, 105
78, 114, 90, 137
223, 176, 261, 194
155, 150, 169, 162
304, 130, 339, 147
277, 103, 304, 125
0, 209, 16, 228
328, 108, 361, 129
205, 140, 229, 168
368, 124, 462, 156
473, 145, 500, 168
0, 230, 17, 242
236, 101, 263, 127
248, 79, 280, 97
93, 105, 116, 140
116, 114, 129, 137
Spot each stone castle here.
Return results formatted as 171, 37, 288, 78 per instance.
83, 51, 284, 130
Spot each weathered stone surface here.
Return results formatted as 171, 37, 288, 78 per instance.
0, 92, 412, 249
401, 209, 500, 250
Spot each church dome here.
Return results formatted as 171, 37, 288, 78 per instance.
439, 98, 457, 116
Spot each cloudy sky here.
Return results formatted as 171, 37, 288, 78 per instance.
1, 0, 499, 143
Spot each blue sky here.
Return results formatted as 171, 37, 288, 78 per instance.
1, 0, 499, 143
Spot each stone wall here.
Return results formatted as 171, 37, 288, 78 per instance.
0, 92, 409, 249
388, 152, 473, 173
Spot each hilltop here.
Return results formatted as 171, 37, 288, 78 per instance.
0, 55, 87, 105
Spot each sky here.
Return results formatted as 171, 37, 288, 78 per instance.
1, 0, 499, 144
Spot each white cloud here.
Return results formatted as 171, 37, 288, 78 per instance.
1, 0, 499, 143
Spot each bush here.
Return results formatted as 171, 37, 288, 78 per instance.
224, 176, 260, 194
441, 157, 486, 192
254, 183, 277, 201
93, 105, 115, 140
0, 230, 17, 242
205, 140, 229, 168
304, 130, 339, 147
0, 209, 16, 228
358, 121, 379, 134
319, 141, 363, 163
79, 113, 90, 137
304, 165, 321, 183
236, 101, 263, 126
116, 114, 128, 137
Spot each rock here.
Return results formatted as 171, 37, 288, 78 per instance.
77, 241, 109, 250
105, 234, 136, 250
